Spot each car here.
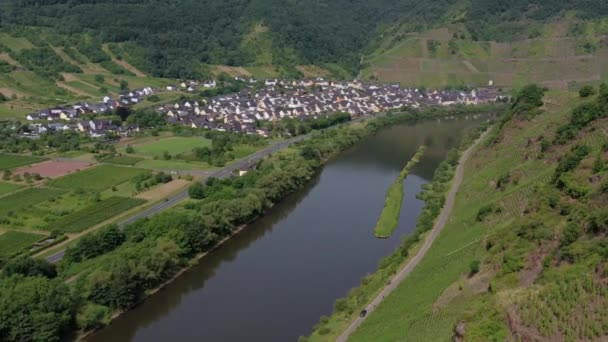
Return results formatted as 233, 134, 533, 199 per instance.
359, 309, 367, 318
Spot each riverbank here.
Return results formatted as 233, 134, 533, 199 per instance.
374, 145, 427, 238
306, 123, 491, 341
337, 129, 490, 341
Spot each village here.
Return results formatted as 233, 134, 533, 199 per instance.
22, 78, 506, 138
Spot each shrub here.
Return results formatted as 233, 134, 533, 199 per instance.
469, 259, 481, 275
578, 85, 596, 98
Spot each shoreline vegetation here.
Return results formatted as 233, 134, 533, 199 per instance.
0, 104, 503, 342
305, 121, 492, 342
374, 145, 427, 238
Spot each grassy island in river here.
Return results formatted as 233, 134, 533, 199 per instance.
374, 145, 427, 238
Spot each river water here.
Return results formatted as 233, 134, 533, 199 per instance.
88, 115, 489, 342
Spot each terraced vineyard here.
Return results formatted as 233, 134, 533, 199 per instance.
496, 172, 553, 219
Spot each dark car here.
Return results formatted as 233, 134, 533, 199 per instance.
359, 309, 367, 318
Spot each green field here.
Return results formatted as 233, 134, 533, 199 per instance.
0, 230, 45, 257
104, 155, 144, 166
48, 164, 147, 191
47, 196, 146, 233
0, 182, 24, 197
133, 137, 212, 157
135, 159, 214, 171
0, 187, 66, 216
0, 153, 44, 170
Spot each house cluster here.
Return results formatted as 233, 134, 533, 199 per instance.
159, 79, 504, 135
23, 88, 154, 136
21, 78, 505, 138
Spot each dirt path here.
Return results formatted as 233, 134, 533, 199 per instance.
336, 130, 488, 342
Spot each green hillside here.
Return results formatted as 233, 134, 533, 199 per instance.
362, 21, 608, 88
0, 0, 607, 114
339, 86, 608, 340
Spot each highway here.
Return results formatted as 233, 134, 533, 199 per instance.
46, 135, 308, 263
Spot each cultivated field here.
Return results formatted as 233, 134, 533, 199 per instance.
14, 159, 92, 178
0, 182, 24, 197
0, 153, 44, 171
0, 230, 45, 258
132, 136, 212, 157
103, 155, 144, 166
0, 187, 66, 217
47, 196, 146, 233
362, 26, 608, 88
48, 164, 147, 191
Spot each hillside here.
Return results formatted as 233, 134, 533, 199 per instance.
1, 0, 608, 118
338, 86, 608, 340
362, 21, 608, 89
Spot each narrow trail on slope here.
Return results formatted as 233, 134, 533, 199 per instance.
337, 129, 489, 342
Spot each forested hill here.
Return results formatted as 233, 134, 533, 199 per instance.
2, 0, 607, 80
0, 0, 399, 78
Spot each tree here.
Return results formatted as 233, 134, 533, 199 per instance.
300, 146, 318, 161
94, 74, 105, 83
188, 182, 206, 199
119, 79, 129, 92
2, 256, 57, 278
579, 85, 595, 98
0, 92, 7, 102
0, 276, 76, 342
125, 145, 134, 153
115, 106, 133, 121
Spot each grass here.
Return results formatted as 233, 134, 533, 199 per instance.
0, 33, 34, 52
103, 155, 144, 166
0, 187, 66, 217
0, 230, 45, 258
0, 153, 44, 170
374, 146, 426, 238
48, 164, 147, 191
135, 159, 214, 171
46, 196, 146, 233
373, 182, 404, 238
133, 136, 212, 157
0, 182, 24, 197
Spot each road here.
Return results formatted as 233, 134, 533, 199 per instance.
46, 135, 308, 263
336, 130, 488, 342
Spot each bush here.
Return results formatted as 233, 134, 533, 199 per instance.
2, 256, 57, 278
477, 204, 495, 221
469, 259, 480, 275
579, 85, 596, 98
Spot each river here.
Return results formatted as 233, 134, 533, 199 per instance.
88, 115, 490, 342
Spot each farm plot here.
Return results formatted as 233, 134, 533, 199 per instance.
133, 137, 212, 157
0, 230, 45, 258
103, 155, 144, 166
47, 196, 146, 233
0, 182, 24, 197
48, 164, 147, 191
14, 159, 92, 178
0, 153, 44, 171
0, 187, 66, 217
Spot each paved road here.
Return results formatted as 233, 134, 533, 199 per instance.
336, 130, 488, 342
46, 135, 308, 263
